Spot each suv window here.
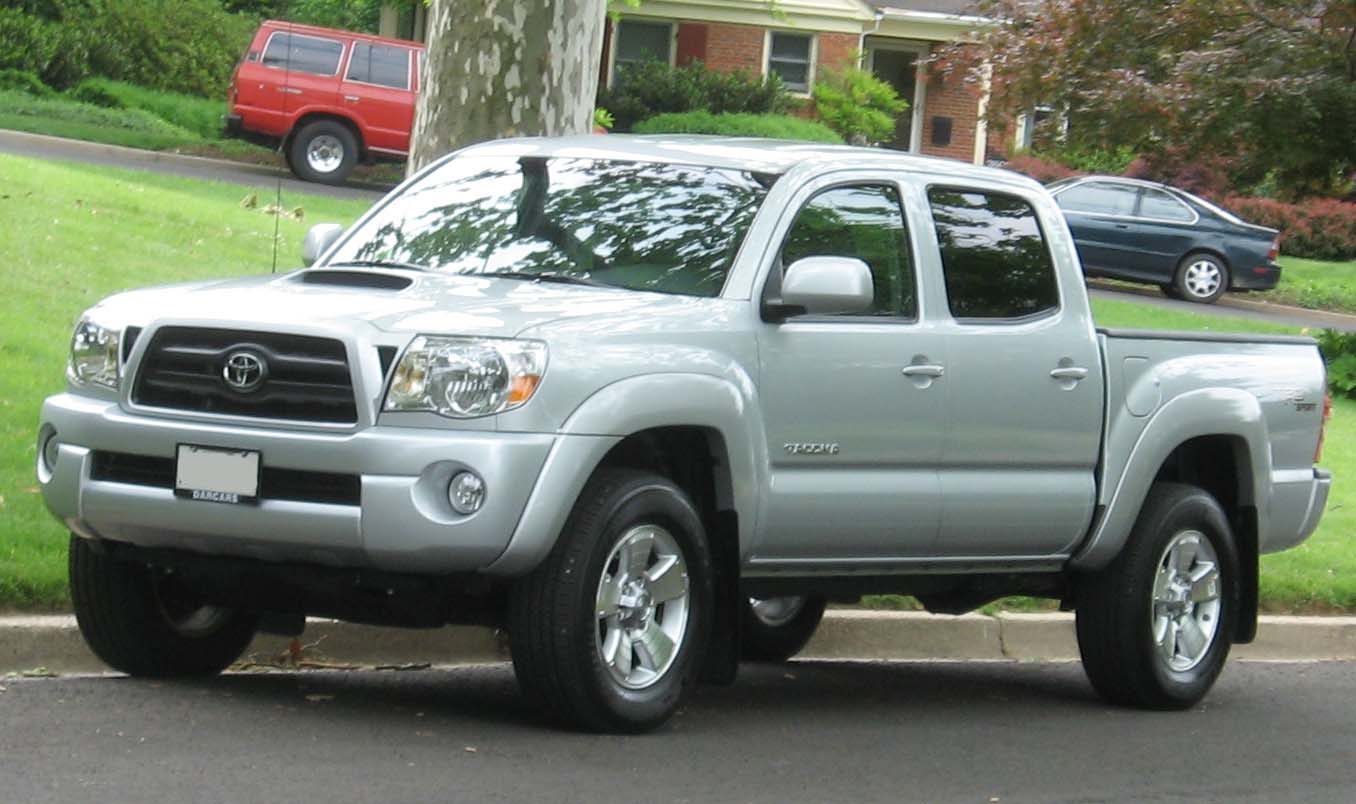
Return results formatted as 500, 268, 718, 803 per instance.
1138, 188, 1195, 222
928, 188, 1059, 320
346, 41, 411, 90
263, 32, 344, 76
780, 185, 916, 318
1055, 182, 1138, 216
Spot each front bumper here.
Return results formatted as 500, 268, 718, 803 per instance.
39, 392, 573, 574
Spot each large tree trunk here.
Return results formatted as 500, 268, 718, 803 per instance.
408, 0, 607, 172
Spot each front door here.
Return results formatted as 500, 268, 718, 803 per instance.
755, 180, 947, 563
922, 185, 1103, 558
868, 48, 919, 151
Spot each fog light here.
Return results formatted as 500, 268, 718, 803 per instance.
448, 471, 485, 515
38, 426, 60, 477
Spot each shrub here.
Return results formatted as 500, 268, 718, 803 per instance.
0, 68, 51, 97
0, 1, 255, 97
1221, 196, 1356, 261
597, 61, 791, 132
811, 66, 907, 145
1003, 153, 1084, 183
69, 78, 226, 139
633, 111, 843, 144
1035, 145, 1136, 175
1316, 330, 1356, 400
1122, 149, 1235, 197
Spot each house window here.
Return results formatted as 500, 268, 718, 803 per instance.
613, 20, 673, 84
768, 32, 813, 92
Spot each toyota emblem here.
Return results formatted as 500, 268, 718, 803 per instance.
222, 351, 267, 393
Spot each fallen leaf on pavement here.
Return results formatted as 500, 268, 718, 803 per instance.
304, 694, 334, 703
375, 663, 431, 672
21, 667, 56, 678
464, 746, 477, 754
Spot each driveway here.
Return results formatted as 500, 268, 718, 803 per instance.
0, 129, 391, 202
2, 660, 1353, 803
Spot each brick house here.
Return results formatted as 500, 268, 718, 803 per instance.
600, 0, 995, 164
379, 0, 996, 164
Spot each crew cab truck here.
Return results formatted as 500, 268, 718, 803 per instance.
226, 20, 423, 184
39, 137, 1332, 733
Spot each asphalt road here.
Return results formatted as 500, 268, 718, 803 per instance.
0, 129, 390, 202
3, 660, 1353, 803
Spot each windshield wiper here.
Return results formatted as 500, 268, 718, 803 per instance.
326, 259, 430, 272
487, 271, 610, 288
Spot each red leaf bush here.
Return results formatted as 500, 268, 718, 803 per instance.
1221, 196, 1356, 261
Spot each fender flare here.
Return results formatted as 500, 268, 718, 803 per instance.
1071, 387, 1270, 570
483, 373, 767, 575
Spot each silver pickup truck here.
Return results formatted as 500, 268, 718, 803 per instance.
39, 136, 1331, 732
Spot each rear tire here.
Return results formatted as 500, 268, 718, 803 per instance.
1075, 483, 1238, 709
741, 596, 826, 662
69, 536, 259, 677
288, 119, 358, 185
1172, 253, 1229, 304
508, 469, 713, 733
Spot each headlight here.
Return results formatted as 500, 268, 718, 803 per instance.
385, 336, 547, 418
68, 316, 121, 390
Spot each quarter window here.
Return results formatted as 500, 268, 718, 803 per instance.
1055, 182, 1138, 217
767, 32, 813, 92
345, 42, 411, 90
928, 188, 1059, 320
780, 185, 916, 318
1138, 188, 1195, 222
613, 20, 673, 83
262, 32, 344, 77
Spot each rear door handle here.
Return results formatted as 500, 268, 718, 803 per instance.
902, 365, 945, 378
278, 87, 302, 95
343, 95, 360, 103
1050, 367, 1089, 381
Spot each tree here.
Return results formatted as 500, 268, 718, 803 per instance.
943, 0, 1356, 196
408, 0, 607, 172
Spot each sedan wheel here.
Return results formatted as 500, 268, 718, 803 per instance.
1173, 254, 1229, 304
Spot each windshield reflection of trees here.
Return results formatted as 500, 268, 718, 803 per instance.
342, 157, 767, 297
928, 189, 1059, 319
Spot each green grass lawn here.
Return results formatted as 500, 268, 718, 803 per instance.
0, 152, 1350, 614
0, 154, 370, 610
1269, 256, 1356, 315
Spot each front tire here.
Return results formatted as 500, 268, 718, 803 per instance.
1075, 483, 1239, 709
287, 119, 358, 184
508, 469, 713, 733
741, 596, 826, 662
69, 536, 259, 677
1173, 253, 1229, 304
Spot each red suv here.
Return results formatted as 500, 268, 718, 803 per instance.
226, 21, 424, 184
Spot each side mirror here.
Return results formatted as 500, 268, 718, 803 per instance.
302, 223, 344, 266
766, 256, 874, 320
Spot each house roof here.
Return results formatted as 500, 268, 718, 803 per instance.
867, 0, 982, 15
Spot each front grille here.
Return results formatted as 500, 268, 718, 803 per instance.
90, 451, 361, 506
132, 327, 357, 424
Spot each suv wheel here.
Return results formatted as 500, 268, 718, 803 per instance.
508, 469, 713, 733
288, 120, 358, 185
1075, 483, 1238, 709
69, 536, 259, 677
741, 595, 826, 662
1173, 253, 1229, 304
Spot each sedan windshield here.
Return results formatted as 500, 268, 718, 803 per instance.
326, 155, 771, 297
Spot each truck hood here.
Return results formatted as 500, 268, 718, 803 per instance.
91, 269, 694, 339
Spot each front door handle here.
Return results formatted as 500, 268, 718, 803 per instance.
1050, 367, 1089, 381
343, 95, 360, 103
902, 364, 945, 378
278, 87, 302, 95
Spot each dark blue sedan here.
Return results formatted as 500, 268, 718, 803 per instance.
1048, 176, 1281, 304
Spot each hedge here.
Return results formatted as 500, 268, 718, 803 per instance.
1221, 196, 1356, 262
633, 111, 844, 144
598, 61, 790, 133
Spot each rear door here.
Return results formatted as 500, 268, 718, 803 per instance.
1128, 187, 1200, 278
923, 185, 1103, 558
1052, 181, 1145, 278
259, 29, 345, 118
339, 40, 418, 154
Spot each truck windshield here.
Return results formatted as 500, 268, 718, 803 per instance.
327, 155, 770, 297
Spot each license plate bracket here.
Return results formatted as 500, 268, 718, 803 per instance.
174, 444, 261, 505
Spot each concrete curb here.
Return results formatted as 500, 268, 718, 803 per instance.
1086, 278, 1356, 330
5, 611, 1355, 675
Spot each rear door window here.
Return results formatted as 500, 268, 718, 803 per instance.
1137, 188, 1195, 222
928, 188, 1059, 321
262, 32, 345, 77
345, 42, 411, 90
